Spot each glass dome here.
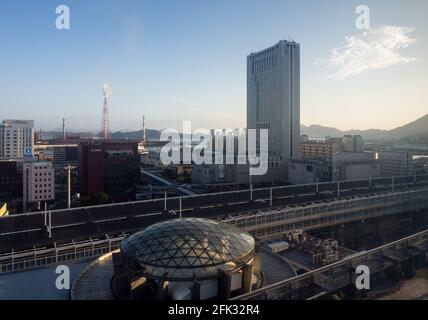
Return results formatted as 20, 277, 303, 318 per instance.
120, 218, 255, 281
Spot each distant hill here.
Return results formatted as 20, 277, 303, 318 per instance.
41, 113, 428, 143
40, 129, 161, 141
301, 113, 428, 141
400, 131, 428, 145
300, 124, 344, 138
110, 129, 161, 141
388, 114, 428, 138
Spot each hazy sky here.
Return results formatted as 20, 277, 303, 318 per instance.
0, 0, 426, 131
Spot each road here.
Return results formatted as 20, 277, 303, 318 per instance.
140, 169, 196, 196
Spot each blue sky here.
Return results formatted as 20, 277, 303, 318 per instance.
0, 0, 426, 131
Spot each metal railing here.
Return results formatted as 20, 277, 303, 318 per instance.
0, 234, 126, 274
222, 188, 428, 240
3, 173, 428, 220
232, 228, 428, 300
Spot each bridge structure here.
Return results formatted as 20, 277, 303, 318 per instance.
1, 174, 428, 274
232, 229, 428, 300
221, 187, 428, 240
140, 169, 196, 196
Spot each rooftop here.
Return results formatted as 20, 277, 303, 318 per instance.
120, 218, 255, 281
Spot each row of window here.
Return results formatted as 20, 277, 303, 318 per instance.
35, 178, 52, 182
34, 195, 52, 200
34, 184, 52, 188
34, 188, 52, 193
35, 172, 52, 176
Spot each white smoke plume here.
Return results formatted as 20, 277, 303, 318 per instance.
103, 83, 112, 98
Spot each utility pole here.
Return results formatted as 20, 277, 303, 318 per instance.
65, 165, 75, 209
179, 197, 182, 219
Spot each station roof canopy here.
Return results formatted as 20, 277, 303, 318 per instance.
120, 218, 255, 281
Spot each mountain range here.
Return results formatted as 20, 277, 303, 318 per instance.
301, 113, 428, 141
43, 113, 428, 143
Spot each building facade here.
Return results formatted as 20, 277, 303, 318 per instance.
34, 143, 79, 169
247, 40, 300, 169
78, 141, 140, 202
377, 151, 414, 177
22, 160, 55, 211
300, 140, 338, 159
0, 159, 23, 200
332, 152, 380, 181
288, 158, 332, 185
0, 120, 34, 158
342, 135, 364, 153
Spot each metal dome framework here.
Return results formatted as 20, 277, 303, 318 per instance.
120, 218, 255, 281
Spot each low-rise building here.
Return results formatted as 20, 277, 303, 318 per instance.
343, 135, 364, 152
414, 155, 428, 175
23, 160, 55, 211
333, 152, 380, 181
377, 151, 414, 177
288, 158, 332, 185
0, 159, 23, 200
78, 141, 140, 202
300, 140, 338, 158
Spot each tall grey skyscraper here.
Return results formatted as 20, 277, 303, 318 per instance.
0, 120, 34, 158
247, 40, 300, 163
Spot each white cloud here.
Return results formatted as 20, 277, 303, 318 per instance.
326, 26, 419, 80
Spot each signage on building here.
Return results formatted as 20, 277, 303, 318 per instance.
24, 147, 33, 159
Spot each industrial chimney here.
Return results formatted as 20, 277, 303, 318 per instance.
62, 118, 66, 140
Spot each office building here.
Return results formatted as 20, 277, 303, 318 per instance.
343, 135, 364, 153
191, 162, 249, 187
288, 158, 332, 185
22, 160, 55, 211
78, 141, 140, 202
377, 151, 414, 177
0, 159, 23, 200
247, 40, 300, 168
34, 143, 79, 169
0, 120, 34, 158
332, 152, 380, 181
300, 140, 338, 159
414, 155, 428, 175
